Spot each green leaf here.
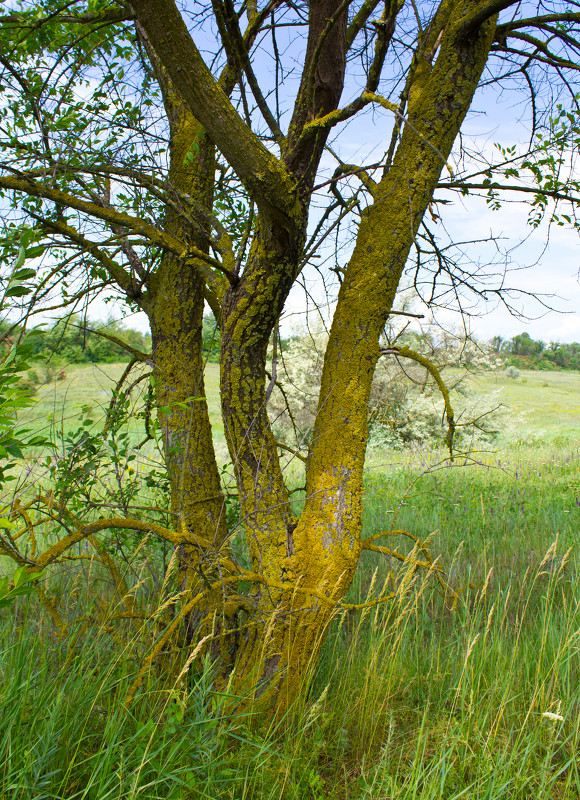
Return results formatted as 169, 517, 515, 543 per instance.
12, 566, 27, 588
183, 142, 200, 165
25, 245, 44, 259
5, 286, 32, 298
12, 244, 26, 271
12, 268, 36, 281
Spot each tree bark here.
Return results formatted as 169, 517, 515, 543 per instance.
1, 0, 529, 717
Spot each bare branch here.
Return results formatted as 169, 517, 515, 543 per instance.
129, 0, 298, 225
71, 323, 151, 363
455, 0, 521, 39
439, 181, 580, 204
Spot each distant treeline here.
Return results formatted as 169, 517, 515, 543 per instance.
2, 316, 151, 363
2, 313, 219, 364
5, 316, 579, 372
492, 332, 580, 371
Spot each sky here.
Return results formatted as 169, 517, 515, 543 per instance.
68, 1, 580, 346
97, 166, 580, 346
437, 194, 580, 343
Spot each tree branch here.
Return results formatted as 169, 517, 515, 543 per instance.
495, 11, 580, 37
493, 31, 580, 70
346, 0, 383, 49
213, 0, 285, 144
379, 345, 455, 457
454, 0, 521, 39
439, 180, 580, 204
129, 0, 298, 226
33, 215, 143, 302
72, 324, 151, 363
0, 174, 184, 252
0, 6, 132, 28
34, 517, 199, 568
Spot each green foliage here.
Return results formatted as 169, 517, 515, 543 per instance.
0, 565, 43, 610
23, 315, 151, 365
38, 374, 170, 540
0, 343, 37, 478
202, 312, 221, 362
493, 332, 580, 371
487, 106, 580, 232
0, 320, 49, 609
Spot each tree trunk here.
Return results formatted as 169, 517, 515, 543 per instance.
130, 0, 499, 713
215, 3, 499, 711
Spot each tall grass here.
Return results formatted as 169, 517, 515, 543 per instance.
5, 545, 580, 798
311, 541, 580, 799
2, 397, 580, 797
0, 611, 277, 799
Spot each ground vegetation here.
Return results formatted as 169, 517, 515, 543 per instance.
1, 0, 580, 715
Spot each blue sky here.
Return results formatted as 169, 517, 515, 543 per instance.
91, 2, 580, 345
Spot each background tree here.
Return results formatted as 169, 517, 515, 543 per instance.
492, 333, 580, 370
22, 315, 150, 363
1, 0, 580, 714
202, 311, 221, 363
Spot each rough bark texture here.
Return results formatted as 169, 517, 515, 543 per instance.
127, 0, 501, 714
6, 0, 561, 717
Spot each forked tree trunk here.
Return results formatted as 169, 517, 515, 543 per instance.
215, 7, 497, 713
131, 0, 499, 714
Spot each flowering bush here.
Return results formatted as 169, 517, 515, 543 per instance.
269, 322, 504, 451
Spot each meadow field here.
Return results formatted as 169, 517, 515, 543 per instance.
1, 364, 580, 798
20, 360, 580, 441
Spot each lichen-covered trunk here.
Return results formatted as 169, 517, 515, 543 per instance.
149, 265, 226, 545
215, 4, 498, 713
145, 74, 232, 650
148, 261, 235, 658
133, 0, 499, 716
216, 225, 364, 714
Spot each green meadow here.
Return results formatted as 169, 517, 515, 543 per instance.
464, 367, 580, 442
20, 361, 580, 443
19, 361, 224, 445
2, 365, 580, 798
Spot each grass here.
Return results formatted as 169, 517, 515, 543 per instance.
462, 367, 580, 442
0, 621, 271, 798
19, 361, 223, 441
363, 445, 580, 582
2, 364, 580, 798
22, 361, 580, 446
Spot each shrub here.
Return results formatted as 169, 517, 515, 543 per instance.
505, 365, 521, 379
269, 323, 502, 451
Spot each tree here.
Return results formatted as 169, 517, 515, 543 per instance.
1, 0, 580, 715
511, 331, 543, 357
202, 311, 221, 362
21, 314, 150, 363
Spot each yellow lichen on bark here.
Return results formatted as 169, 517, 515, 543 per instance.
294, 0, 500, 642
